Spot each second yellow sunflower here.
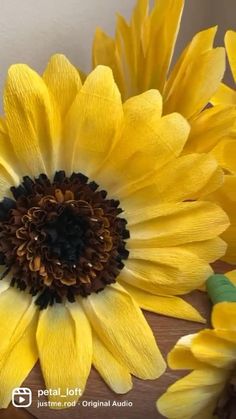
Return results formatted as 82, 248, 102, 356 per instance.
92, 0, 236, 264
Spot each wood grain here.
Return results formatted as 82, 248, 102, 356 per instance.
0, 262, 232, 419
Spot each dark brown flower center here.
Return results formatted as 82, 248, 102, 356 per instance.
0, 171, 129, 309
214, 375, 236, 419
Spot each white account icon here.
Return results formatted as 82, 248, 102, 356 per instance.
12, 387, 32, 407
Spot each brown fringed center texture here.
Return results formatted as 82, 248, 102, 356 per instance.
214, 376, 236, 419
0, 171, 129, 309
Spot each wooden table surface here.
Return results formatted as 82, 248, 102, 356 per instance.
0, 262, 232, 419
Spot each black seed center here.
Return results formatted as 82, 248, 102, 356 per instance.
42, 206, 90, 264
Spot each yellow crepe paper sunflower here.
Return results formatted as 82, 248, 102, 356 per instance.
157, 272, 236, 419
0, 54, 229, 409
203, 30, 236, 265
92, 0, 225, 115
92, 0, 236, 264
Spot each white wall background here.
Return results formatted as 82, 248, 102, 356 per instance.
0, 0, 135, 97
0, 0, 235, 105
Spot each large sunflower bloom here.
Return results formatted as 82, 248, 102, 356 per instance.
0, 54, 229, 409
157, 272, 236, 419
92, 0, 236, 264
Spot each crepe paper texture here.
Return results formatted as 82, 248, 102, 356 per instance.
92, 0, 236, 264
0, 53, 229, 409
157, 272, 236, 418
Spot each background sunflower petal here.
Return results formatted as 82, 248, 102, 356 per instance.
184, 105, 236, 154
163, 27, 225, 119
225, 30, 236, 83
211, 82, 236, 105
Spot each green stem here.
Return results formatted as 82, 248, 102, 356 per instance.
206, 274, 236, 305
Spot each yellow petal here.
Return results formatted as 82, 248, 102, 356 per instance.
211, 138, 236, 173
119, 108, 189, 166
213, 329, 236, 345
191, 329, 236, 368
129, 0, 148, 74
93, 29, 126, 98
0, 313, 38, 409
164, 27, 225, 119
127, 201, 229, 247
0, 288, 33, 361
222, 220, 236, 265
169, 368, 227, 392
102, 89, 164, 186
227, 270, 236, 286
4, 64, 60, 177
168, 334, 206, 370
130, 0, 149, 43
98, 92, 189, 196
43, 54, 82, 118
178, 238, 227, 263
211, 83, 236, 105
63, 66, 123, 177
157, 368, 228, 418
113, 0, 149, 99
123, 89, 163, 132
113, 110, 190, 196
120, 91, 163, 165
156, 154, 224, 201
222, 223, 236, 264
185, 104, 236, 154
93, 28, 117, 69
143, 0, 184, 92
67, 301, 92, 390
221, 217, 236, 263
92, 0, 184, 99
122, 153, 224, 209
212, 301, 236, 331
0, 119, 21, 191
225, 30, 236, 82
209, 175, 236, 263
82, 283, 166, 379
120, 281, 205, 323
37, 303, 92, 406
115, 14, 135, 98
120, 248, 212, 295
92, 332, 133, 394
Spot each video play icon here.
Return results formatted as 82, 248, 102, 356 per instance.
12, 388, 32, 407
